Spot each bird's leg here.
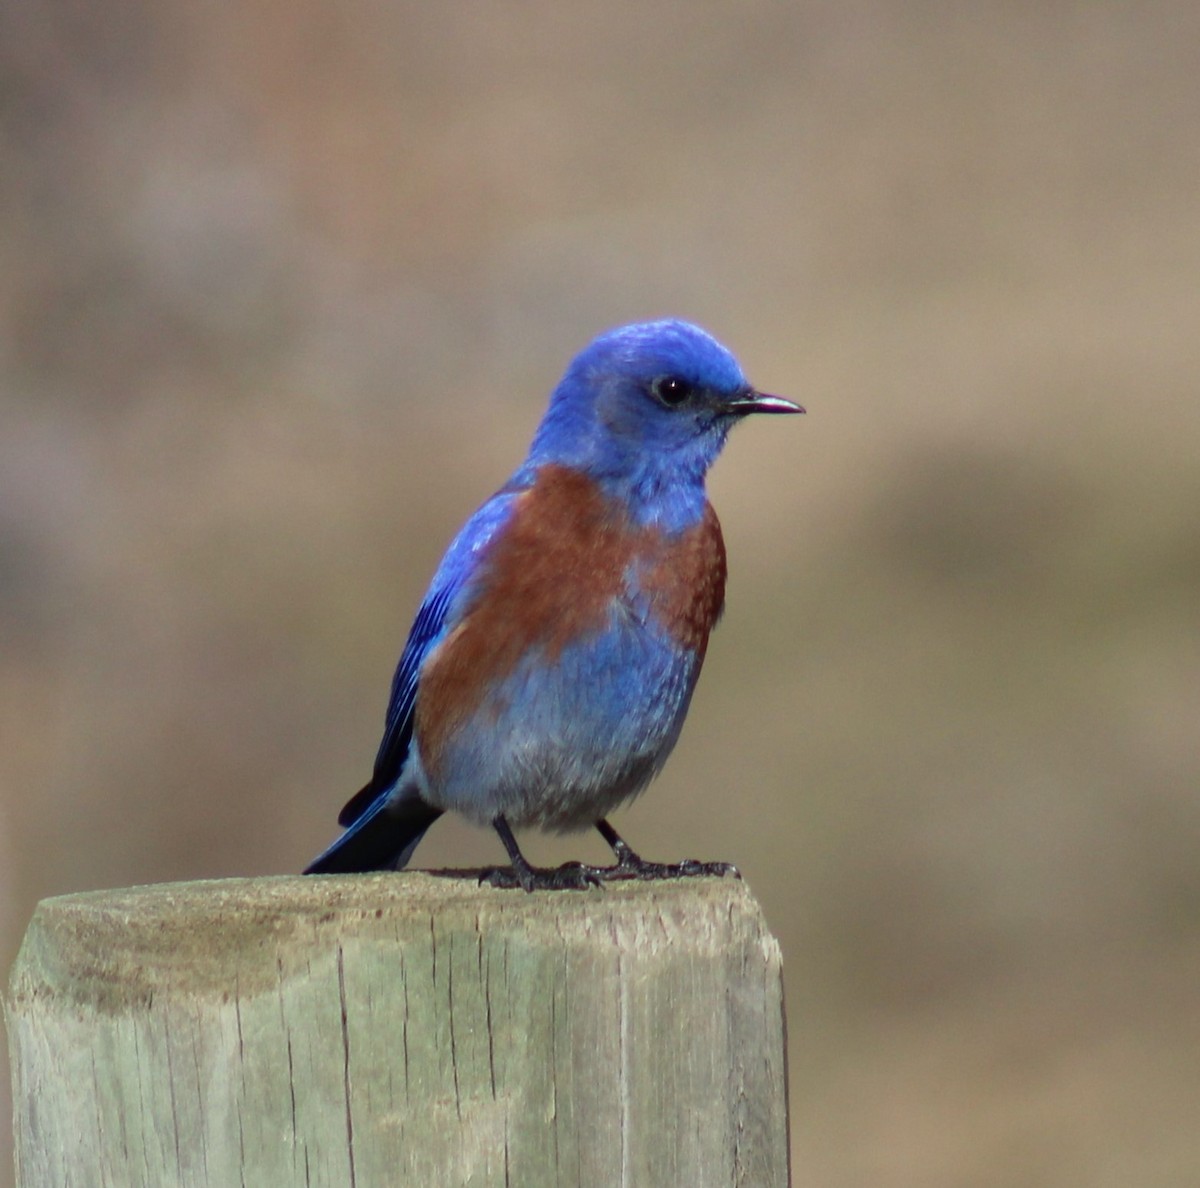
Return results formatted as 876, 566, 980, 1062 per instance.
478, 815, 738, 890
593, 818, 740, 881
481, 815, 602, 892
594, 818, 646, 871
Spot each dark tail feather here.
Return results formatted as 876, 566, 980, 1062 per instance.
303, 794, 443, 874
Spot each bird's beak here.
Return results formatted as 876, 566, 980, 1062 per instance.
725, 388, 806, 415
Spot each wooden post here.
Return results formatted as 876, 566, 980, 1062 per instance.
6, 874, 788, 1187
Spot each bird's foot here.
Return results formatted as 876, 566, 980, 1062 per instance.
601, 851, 741, 882
479, 860, 604, 893
484, 815, 606, 891
480, 816, 740, 891
478, 855, 737, 889
593, 822, 740, 882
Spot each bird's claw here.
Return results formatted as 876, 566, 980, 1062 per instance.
478, 858, 740, 891
607, 855, 740, 882
479, 861, 603, 892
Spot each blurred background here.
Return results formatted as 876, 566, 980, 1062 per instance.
3, 2, 1199, 1183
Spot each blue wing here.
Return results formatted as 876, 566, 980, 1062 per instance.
336, 586, 454, 826
333, 486, 527, 829
303, 485, 527, 873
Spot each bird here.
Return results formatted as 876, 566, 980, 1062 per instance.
304, 319, 802, 890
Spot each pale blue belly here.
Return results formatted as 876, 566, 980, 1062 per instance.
413, 613, 701, 830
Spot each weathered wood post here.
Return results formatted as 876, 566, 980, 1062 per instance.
6, 874, 788, 1186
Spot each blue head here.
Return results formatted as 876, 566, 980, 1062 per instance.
525, 320, 801, 522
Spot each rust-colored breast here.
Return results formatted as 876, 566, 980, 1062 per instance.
639, 501, 727, 656
416, 466, 636, 772
415, 465, 727, 776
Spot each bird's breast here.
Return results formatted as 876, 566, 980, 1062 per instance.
414, 464, 726, 775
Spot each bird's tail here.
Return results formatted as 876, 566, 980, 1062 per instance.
303, 792, 443, 875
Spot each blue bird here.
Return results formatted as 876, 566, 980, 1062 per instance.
304, 320, 802, 889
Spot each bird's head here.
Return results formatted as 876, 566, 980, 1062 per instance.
527, 320, 801, 516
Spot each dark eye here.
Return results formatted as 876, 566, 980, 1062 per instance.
652, 375, 694, 407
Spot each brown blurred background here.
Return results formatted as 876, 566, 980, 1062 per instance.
3, 2, 1199, 1184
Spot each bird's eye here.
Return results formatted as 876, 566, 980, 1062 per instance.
652, 376, 694, 407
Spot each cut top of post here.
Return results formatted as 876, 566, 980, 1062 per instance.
8, 874, 778, 1011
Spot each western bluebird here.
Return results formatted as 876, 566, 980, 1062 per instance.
305, 320, 802, 890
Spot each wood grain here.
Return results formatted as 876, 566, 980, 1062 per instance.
6, 875, 788, 1187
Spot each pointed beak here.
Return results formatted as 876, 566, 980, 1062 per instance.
724, 387, 806, 416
